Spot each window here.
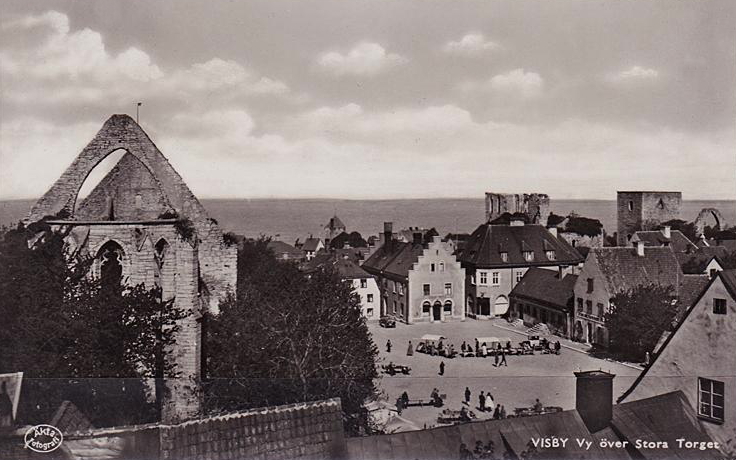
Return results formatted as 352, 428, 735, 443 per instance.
492, 272, 500, 286
444, 300, 452, 313
657, 198, 665, 209
360, 278, 367, 289
523, 251, 534, 262
500, 252, 508, 262
516, 271, 524, 283
445, 283, 452, 295
714, 298, 727, 315
366, 308, 374, 317
422, 301, 431, 316
431, 263, 436, 272
439, 262, 445, 272
479, 271, 488, 285
597, 303, 604, 318
423, 284, 431, 296
577, 298, 583, 312
587, 278, 594, 293
546, 250, 556, 261
586, 300, 593, 315
398, 284, 404, 295
367, 294, 374, 303
628, 200, 634, 211
710, 269, 718, 278
699, 378, 724, 423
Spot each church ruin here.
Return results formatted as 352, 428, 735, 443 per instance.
25, 114, 237, 423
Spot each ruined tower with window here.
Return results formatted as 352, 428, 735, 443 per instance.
484, 192, 550, 227
616, 191, 681, 246
25, 114, 237, 423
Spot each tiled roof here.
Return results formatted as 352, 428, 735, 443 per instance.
302, 237, 322, 252
346, 390, 716, 460
632, 230, 697, 253
590, 246, 682, 295
459, 223, 583, 268
301, 252, 373, 280
675, 274, 710, 319
675, 246, 729, 273
267, 240, 303, 259
509, 267, 578, 311
362, 242, 425, 279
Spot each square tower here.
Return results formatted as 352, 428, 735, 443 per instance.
617, 191, 681, 246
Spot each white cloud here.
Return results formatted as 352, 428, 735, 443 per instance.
488, 69, 544, 98
316, 42, 406, 77
608, 65, 660, 83
443, 33, 500, 56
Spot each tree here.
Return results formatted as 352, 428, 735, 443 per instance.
422, 227, 439, 244
605, 284, 677, 362
204, 238, 378, 434
329, 231, 367, 249
0, 222, 187, 427
657, 219, 697, 243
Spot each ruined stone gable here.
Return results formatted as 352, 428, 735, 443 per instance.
26, 114, 238, 423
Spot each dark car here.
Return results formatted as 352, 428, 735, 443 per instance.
379, 315, 397, 328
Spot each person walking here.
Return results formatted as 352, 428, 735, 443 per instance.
499, 346, 507, 366
494, 347, 499, 366
464, 387, 471, 405
439, 361, 445, 376
487, 392, 495, 412
386, 339, 392, 353
407, 341, 414, 356
493, 404, 500, 420
479, 391, 486, 412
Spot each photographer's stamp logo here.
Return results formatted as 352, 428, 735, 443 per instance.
24, 424, 63, 453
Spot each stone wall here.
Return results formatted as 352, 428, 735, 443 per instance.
617, 191, 681, 246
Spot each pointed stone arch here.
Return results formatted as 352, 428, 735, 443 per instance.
27, 114, 208, 224
695, 208, 726, 237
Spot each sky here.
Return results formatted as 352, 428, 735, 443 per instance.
1, 0, 735, 200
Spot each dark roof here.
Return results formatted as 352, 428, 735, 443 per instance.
589, 246, 682, 295
675, 274, 710, 319
619, 270, 736, 403
362, 241, 424, 280
632, 230, 696, 253
325, 215, 346, 231
302, 251, 372, 280
675, 246, 729, 273
302, 237, 322, 252
509, 267, 578, 311
459, 223, 583, 268
267, 240, 303, 259
346, 390, 716, 460
612, 391, 721, 459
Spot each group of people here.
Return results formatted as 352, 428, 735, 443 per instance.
465, 387, 507, 419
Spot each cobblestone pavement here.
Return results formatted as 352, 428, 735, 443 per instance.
368, 318, 642, 430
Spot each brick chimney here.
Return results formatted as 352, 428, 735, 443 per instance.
383, 222, 393, 252
636, 240, 645, 257
575, 370, 615, 433
662, 225, 671, 239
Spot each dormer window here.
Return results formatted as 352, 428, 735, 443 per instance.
500, 252, 508, 262
523, 251, 534, 262
546, 250, 556, 261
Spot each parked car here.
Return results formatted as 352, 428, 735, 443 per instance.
379, 315, 397, 328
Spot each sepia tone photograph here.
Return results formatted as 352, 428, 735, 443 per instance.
0, 1, 734, 459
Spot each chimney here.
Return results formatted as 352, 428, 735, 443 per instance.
575, 370, 615, 433
413, 232, 423, 245
549, 227, 558, 238
636, 240, 645, 257
383, 222, 393, 252
663, 226, 671, 239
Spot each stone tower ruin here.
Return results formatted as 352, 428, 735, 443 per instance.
26, 114, 237, 423
485, 192, 550, 227
616, 191, 681, 246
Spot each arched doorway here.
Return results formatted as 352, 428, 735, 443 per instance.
432, 301, 442, 321
98, 240, 124, 288
494, 296, 509, 315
